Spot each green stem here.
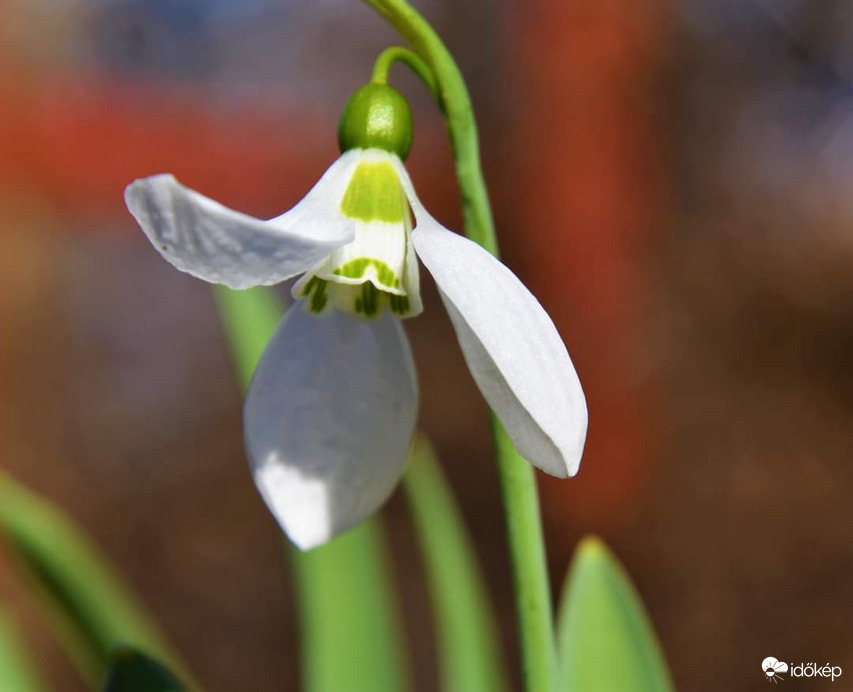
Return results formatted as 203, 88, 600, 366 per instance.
493, 424, 557, 692
362, 2, 557, 690
371, 47, 440, 102
363, 0, 497, 253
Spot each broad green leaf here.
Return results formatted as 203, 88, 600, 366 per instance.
0, 474, 199, 690
0, 607, 47, 692
557, 537, 674, 692
403, 435, 508, 692
103, 647, 186, 692
213, 285, 411, 692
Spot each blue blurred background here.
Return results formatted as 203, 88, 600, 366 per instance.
2, 1, 852, 690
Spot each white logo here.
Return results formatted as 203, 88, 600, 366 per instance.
762, 657, 843, 683
763, 658, 788, 684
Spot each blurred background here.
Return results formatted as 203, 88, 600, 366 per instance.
2, 0, 852, 690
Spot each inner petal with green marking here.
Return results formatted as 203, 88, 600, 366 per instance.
293, 153, 422, 319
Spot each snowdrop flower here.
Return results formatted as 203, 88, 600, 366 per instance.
125, 83, 587, 549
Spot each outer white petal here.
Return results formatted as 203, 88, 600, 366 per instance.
125, 151, 362, 289
392, 159, 587, 477
244, 305, 418, 549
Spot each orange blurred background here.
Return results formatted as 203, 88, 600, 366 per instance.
2, 1, 852, 690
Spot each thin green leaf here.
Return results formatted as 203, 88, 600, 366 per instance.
212, 285, 284, 389
0, 607, 48, 692
0, 474, 199, 690
403, 435, 508, 692
557, 537, 674, 692
102, 647, 186, 692
293, 521, 410, 692
213, 285, 412, 692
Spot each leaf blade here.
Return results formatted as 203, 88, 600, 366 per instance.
102, 647, 186, 692
292, 521, 410, 692
0, 474, 199, 689
0, 607, 48, 692
403, 435, 508, 692
557, 537, 674, 692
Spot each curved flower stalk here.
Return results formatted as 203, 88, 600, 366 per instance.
125, 79, 587, 551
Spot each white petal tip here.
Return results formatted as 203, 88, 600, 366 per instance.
124, 174, 173, 211
529, 434, 586, 480
529, 398, 588, 479
252, 465, 335, 550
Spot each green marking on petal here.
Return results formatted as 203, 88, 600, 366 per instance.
309, 264, 417, 319
302, 276, 329, 313
340, 161, 405, 223
300, 276, 317, 297
359, 283, 381, 317
333, 257, 400, 289
390, 294, 409, 315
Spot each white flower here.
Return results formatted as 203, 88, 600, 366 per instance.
125, 147, 587, 549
